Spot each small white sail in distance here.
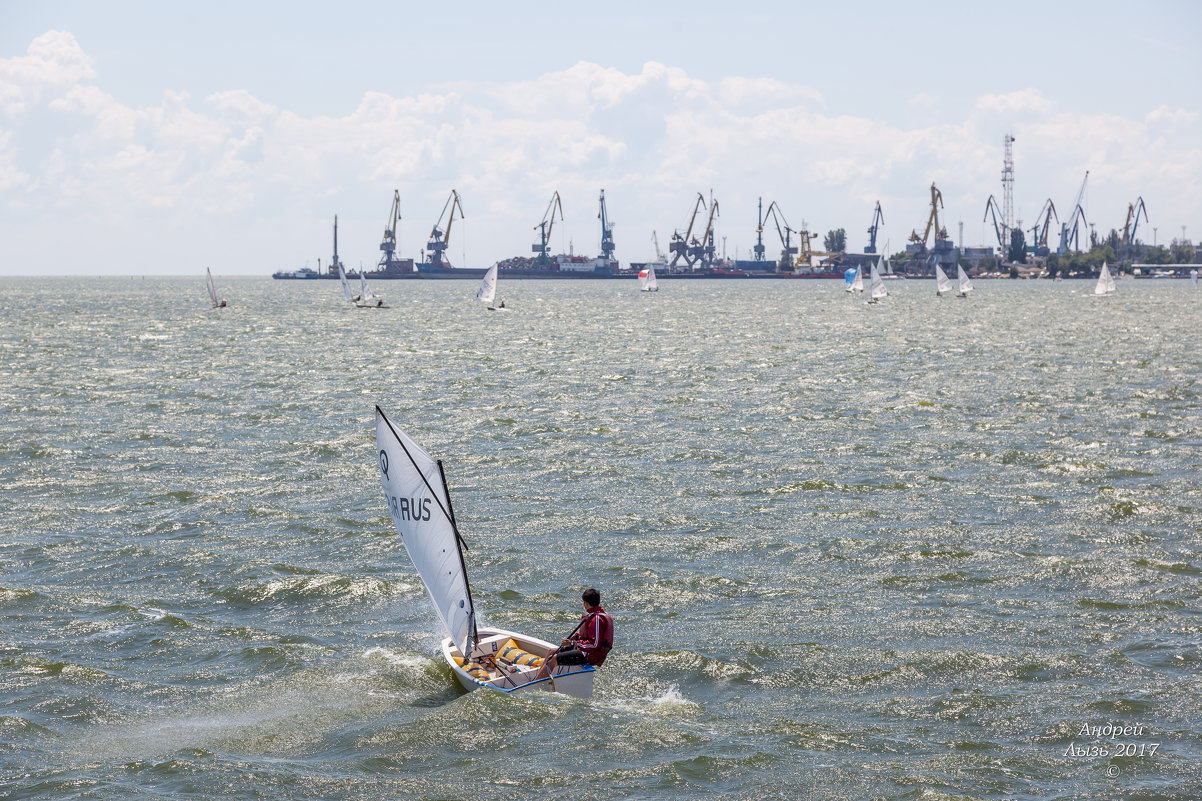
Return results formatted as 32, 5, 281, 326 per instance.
476, 264, 498, 305
935, 264, 953, 295
957, 264, 974, 296
359, 271, 380, 305
848, 266, 864, 293
205, 267, 223, 308
870, 259, 887, 299
338, 263, 354, 302
1094, 262, 1116, 295
376, 407, 476, 657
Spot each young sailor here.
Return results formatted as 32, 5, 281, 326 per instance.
539, 588, 613, 677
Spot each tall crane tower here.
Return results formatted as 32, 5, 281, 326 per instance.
1057, 171, 1089, 255
1001, 133, 1015, 254
865, 201, 884, 254
597, 189, 616, 263
425, 189, 464, 268
753, 197, 766, 262
532, 191, 564, 266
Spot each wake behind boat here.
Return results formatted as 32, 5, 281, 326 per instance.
375, 406, 594, 697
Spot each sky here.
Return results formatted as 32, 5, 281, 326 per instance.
1, 0, 1199, 275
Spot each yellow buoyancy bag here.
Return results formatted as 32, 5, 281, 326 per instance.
499, 639, 544, 668
453, 655, 492, 680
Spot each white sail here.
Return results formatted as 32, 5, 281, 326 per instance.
870, 260, 887, 299
646, 266, 657, 291
376, 407, 475, 656
850, 267, 863, 293
957, 264, 974, 295
359, 272, 379, 305
638, 269, 649, 290
476, 264, 498, 305
935, 264, 953, 295
205, 267, 220, 307
1095, 262, 1115, 295
338, 263, 354, 302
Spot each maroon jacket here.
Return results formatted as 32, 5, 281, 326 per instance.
570, 605, 614, 667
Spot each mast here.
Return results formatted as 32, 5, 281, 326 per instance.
437, 458, 478, 650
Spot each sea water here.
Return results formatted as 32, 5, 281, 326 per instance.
1, 276, 1199, 800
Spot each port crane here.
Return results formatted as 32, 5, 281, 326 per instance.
651, 231, 666, 262
763, 201, 798, 271
983, 195, 1005, 253
694, 191, 720, 267
669, 193, 706, 269
910, 182, 949, 248
1057, 171, 1089, 255
1122, 196, 1149, 246
865, 201, 884, 254
378, 189, 402, 269
425, 189, 464, 267
597, 189, 615, 262
532, 191, 564, 265
1028, 199, 1058, 255
752, 197, 766, 262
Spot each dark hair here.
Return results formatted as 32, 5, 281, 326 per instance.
582, 588, 601, 606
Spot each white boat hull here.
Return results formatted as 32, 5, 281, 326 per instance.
441, 626, 595, 699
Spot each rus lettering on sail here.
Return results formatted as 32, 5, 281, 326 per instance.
388, 494, 432, 522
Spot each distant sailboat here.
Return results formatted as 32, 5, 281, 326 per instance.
205, 267, 226, 308
638, 266, 658, 292
477, 264, 503, 309
868, 259, 887, 302
845, 266, 863, 293
935, 264, 953, 296
359, 271, 384, 307
1094, 262, 1116, 296
375, 406, 595, 697
956, 265, 974, 297
338, 264, 355, 304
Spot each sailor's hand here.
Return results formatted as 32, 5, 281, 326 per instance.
560, 638, 571, 647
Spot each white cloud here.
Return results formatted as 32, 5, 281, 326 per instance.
0, 30, 96, 116
1, 34, 1199, 274
975, 89, 1055, 115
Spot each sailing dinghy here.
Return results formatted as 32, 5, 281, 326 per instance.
375, 406, 594, 698
845, 266, 863, 294
338, 264, 356, 304
476, 264, 504, 310
935, 264, 953, 296
1094, 262, 1116, 296
956, 265, 974, 297
868, 259, 888, 303
638, 266, 658, 291
358, 271, 384, 307
205, 267, 226, 308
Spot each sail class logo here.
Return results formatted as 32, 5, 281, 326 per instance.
379, 449, 390, 479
